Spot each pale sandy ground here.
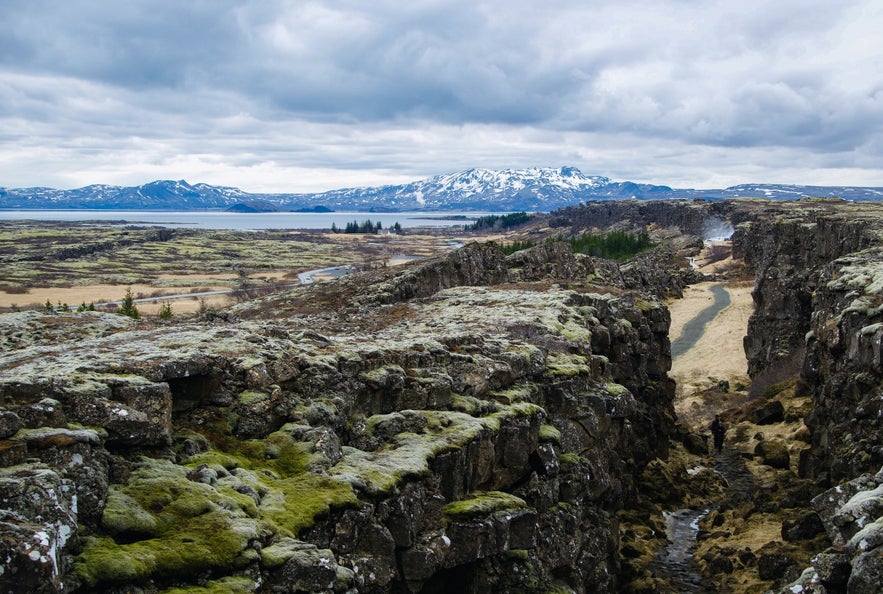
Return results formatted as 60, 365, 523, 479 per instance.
666, 251, 755, 424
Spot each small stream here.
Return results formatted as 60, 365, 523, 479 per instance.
649, 507, 713, 592
650, 452, 759, 592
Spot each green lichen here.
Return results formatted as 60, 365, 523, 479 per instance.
443, 491, 527, 520
538, 424, 561, 445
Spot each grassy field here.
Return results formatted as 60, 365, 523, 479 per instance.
0, 221, 466, 314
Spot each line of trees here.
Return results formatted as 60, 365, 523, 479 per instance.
496, 229, 655, 261
331, 220, 401, 234
467, 211, 533, 231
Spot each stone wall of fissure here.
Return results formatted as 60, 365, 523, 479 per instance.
730, 203, 883, 484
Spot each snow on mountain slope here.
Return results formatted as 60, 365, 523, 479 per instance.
2, 167, 882, 210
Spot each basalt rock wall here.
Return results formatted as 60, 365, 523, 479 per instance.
801, 245, 883, 483
729, 201, 883, 485
732, 211, 874, 381
0, 242, 675, 593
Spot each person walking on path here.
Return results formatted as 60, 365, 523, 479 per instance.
710, 414, 726, 453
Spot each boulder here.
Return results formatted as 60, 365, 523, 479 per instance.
0, 409, 22, 439
751, 400, 785, 425
755, 440, 790, 469
781, 510, 824, 542
757, 545, 796, 581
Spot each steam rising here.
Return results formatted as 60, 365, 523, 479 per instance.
702, 218, 734, 241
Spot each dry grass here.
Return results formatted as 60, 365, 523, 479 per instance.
0, 222, 471, 317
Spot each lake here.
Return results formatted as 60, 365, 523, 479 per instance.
0, 210, 507, 231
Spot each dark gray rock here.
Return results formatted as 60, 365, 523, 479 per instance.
848, 548, 883, 594
755, 440, 791, 469
0, 466, 78, 594
752, 400, 785, 425
781, 511, 824, 542
0, 410, 22, 439
757, 550, 796, 581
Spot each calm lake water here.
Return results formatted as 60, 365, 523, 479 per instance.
0, 210, 506, 230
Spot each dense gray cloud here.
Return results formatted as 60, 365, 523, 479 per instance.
0, 0, 881, 192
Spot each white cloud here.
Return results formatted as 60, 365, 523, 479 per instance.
1, 0, 882, 192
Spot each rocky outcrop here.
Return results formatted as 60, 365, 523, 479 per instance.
0, 242, 676, 592
550, 199, 736, 238
772, 466, 883, 594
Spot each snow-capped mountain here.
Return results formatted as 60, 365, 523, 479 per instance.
1, 167, 882, 211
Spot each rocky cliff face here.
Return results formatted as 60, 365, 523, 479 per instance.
0, 242, 676, 593
732, 207, 874, 383
729, 201, 883, 485
801, 245, 883, 483
550, 199, 736, 238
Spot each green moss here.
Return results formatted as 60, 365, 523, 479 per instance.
77, 440, 358, 588
634, 297, 655, 312
558, 452, 582, 467
605, 382, 630, 398
333, 407, 537, 496
506, 549, 530, 561
538, 424, 561, 445
76, 511, 252, 586
489, 384, 535, 404
760, 377, 797, 399
161, 576, 256, 594
443, 491, 527, 520
101, 490, 160, 536
259, 474, 358, 537
545, 353, 590, 377
237, 390, 268, 405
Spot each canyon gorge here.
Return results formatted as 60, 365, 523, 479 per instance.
1, 198, 882, 593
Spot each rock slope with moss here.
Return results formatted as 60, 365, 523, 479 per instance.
0, 241, 679, 593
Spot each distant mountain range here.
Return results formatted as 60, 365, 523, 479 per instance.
2, 167, 882, 211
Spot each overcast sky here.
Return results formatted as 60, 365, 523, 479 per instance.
1, 0, 882, 193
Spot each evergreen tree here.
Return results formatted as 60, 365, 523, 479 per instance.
159, 302, 173, 320
117, 287, 140, 319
